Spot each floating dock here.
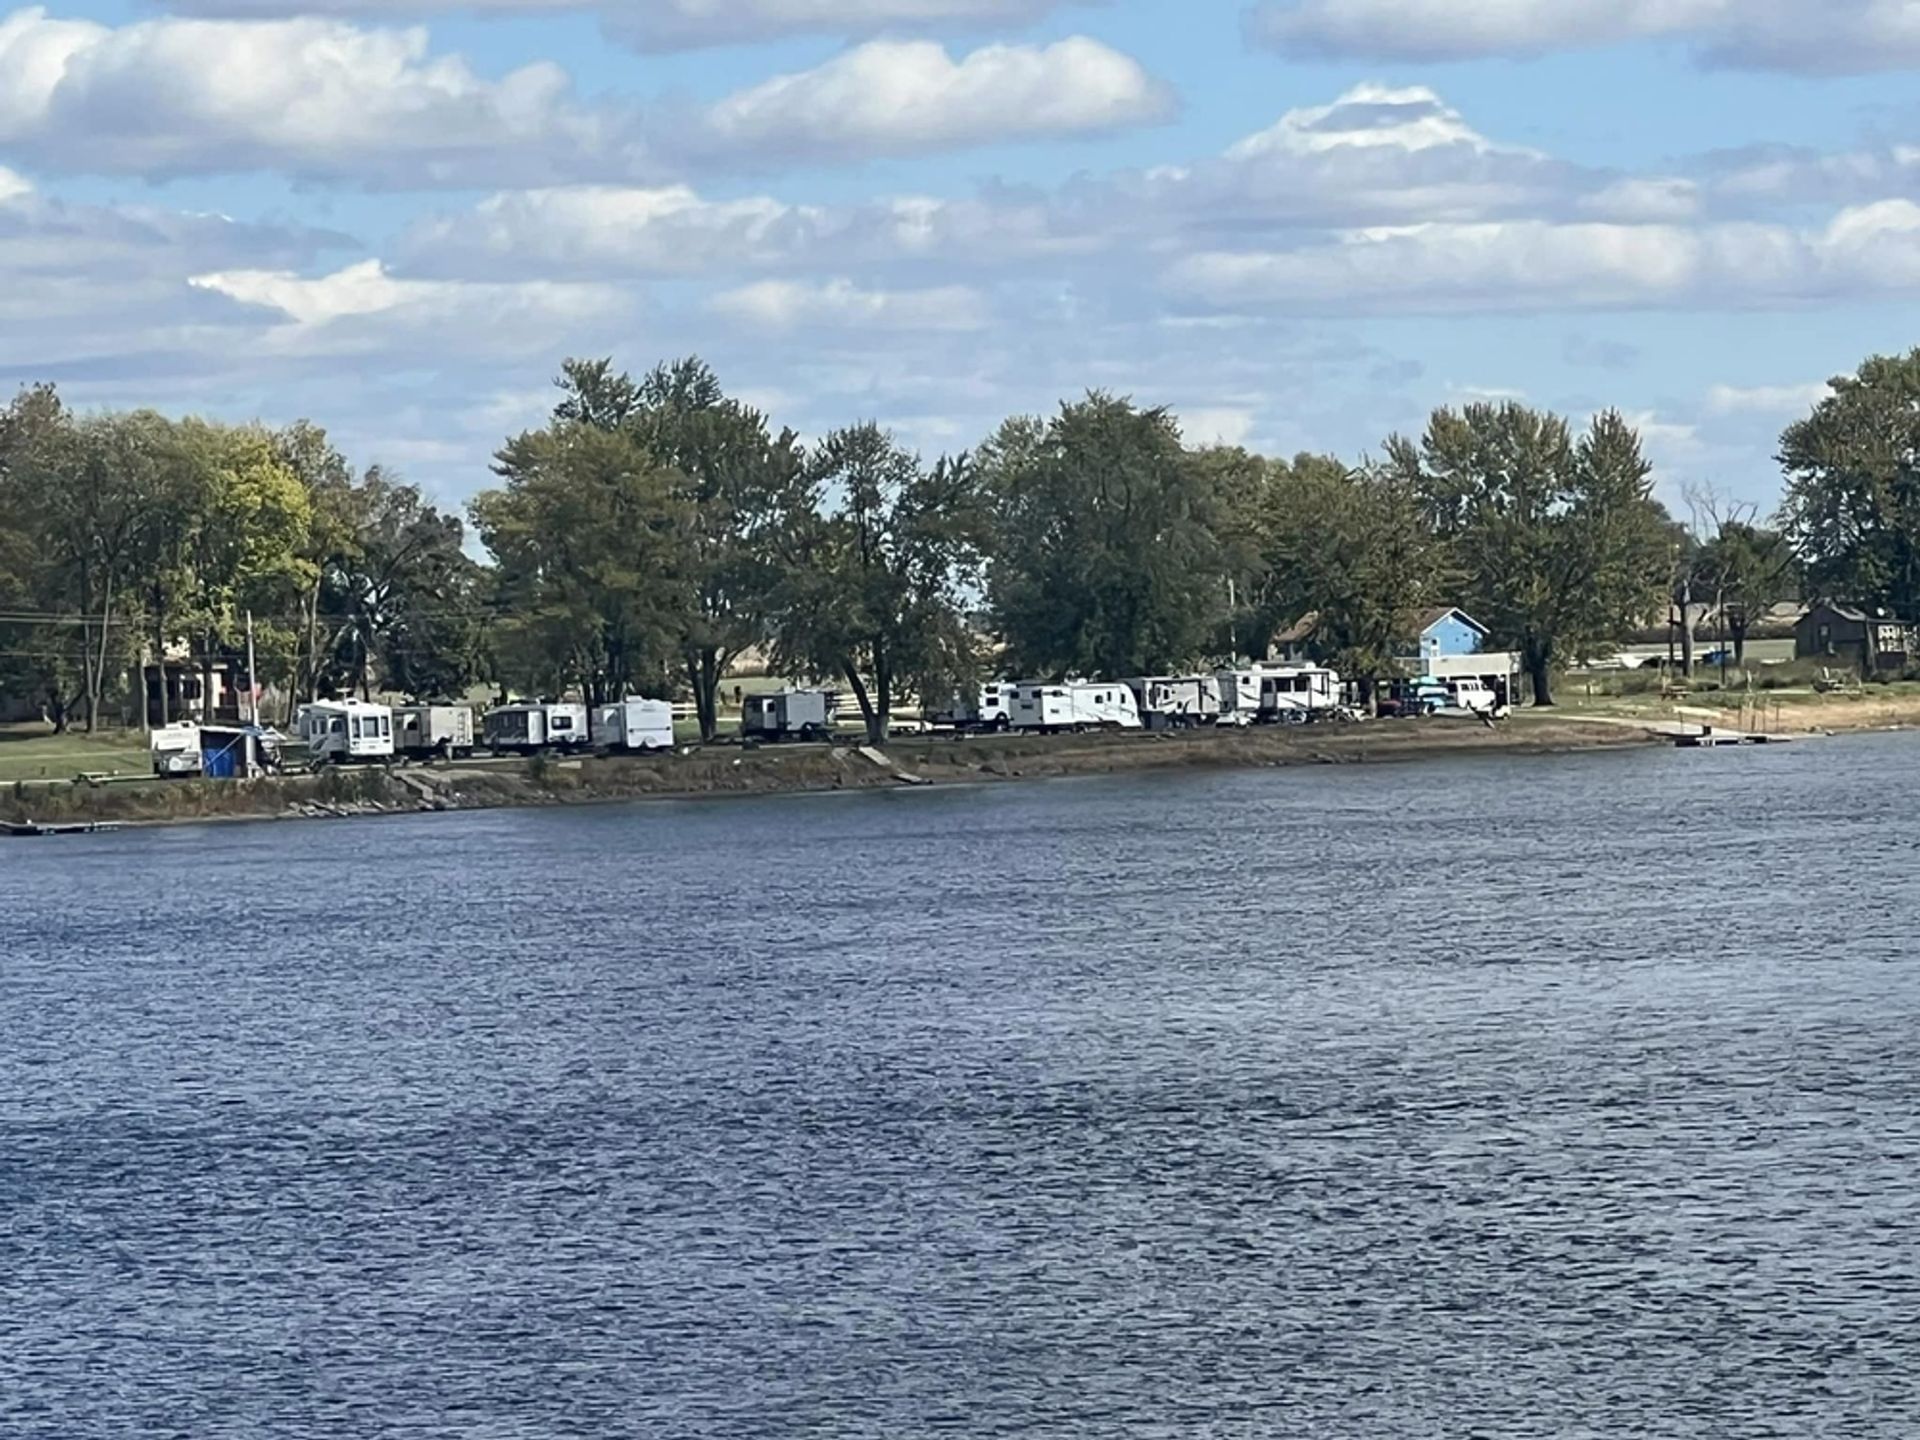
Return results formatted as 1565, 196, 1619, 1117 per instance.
0, 820, 125, 837
1672, 730, 1794, 748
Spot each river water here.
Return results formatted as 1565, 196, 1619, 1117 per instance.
3, 735, 1917, 1437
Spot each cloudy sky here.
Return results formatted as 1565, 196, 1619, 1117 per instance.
5, 1, 1919, 515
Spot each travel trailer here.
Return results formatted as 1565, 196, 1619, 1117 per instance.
298, 700, 396, 764
742, 689, 835, 741
149, 721, 203, 777
592, 697, 676, 752
928, 682, 1019, 731
1123, 675, 1223, 730
483, 701, 590, 753
1008, 681, 1143, 733
393, 704, 475, 760
1256, 667, 1342, 723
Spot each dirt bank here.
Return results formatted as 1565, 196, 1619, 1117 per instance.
1, 716, 1656, 831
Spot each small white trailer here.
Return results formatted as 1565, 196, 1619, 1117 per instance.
1257, 667, 1342, 723
928, 681, 1019, 731
1124, 675, 1224, 729
298, 700, 396, 764
393, 703, 475, 760
592, 696, 676, 752
484, 701, 591, 753
149, 721, 203, 777
1009, 681, 1143, 734
742, 689, 835, 742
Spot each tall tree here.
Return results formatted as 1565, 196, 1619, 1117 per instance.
1400, 403, 1671, 706
627, 359, 807, 742
1263, 456, 1449, 707
765, 424, 985, 745
983, 394, 1228, 679
1779, 350, 1920, 612
473, 420, 689, 705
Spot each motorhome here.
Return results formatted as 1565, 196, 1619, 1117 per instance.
1008, 681, 1143, 733
483, 701, 590, 753
1257, 667, 1342, 723
393, 704, 474, 759
592, 696, 676, 752
298, 700, 396, 764
742, 689, 835, 741
1123, 675, 1223, 730
928, 682, 1019, 731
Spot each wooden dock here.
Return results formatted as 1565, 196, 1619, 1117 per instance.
1673, 731, 1794, 748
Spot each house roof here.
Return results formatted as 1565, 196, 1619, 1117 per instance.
1273, 611, 1320, 645
1415, 606, 1489, 636
1806, 602, 1908, 624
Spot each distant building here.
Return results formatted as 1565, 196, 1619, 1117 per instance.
1795, 603, 1917, 675
1406, 607, 1489, 667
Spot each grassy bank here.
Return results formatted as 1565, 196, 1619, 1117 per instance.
2, 715, 1656, 832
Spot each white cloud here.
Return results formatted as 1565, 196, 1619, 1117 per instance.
1705, 382, 1832, 414
709, 277, 989, 332
0, 7, 633, 187
1246, 0, 1920, 75
698, 37, 1172, 160
189, 259, 635, 356
1167, 201, 1920, 313
0, 163, 30, 200
402, 185, 824, 275
158, 0, 1086, 53
1180, 406, 1257, 447
1226, 82, 1515, 161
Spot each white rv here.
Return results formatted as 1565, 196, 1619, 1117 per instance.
928, 681, 1019, 731
483, 701, 591, 753
1256, 667, 1342, 723
298, 700, 396, 763
1124, 675, 1223, 729
592, 697, 676, 752
1009, 681, 1143, 733
149, 721, 203, 777
393, 704, 474, 759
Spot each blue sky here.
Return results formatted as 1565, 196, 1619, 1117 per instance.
5, 1, 1920, 521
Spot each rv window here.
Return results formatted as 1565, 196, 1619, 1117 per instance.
553, 715, 573, 731
380, 716, 391, 737
331, 718, 346, 735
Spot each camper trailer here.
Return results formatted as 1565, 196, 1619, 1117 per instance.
483, 701, 590, 753
1009, 681, 1143, 733
592, 697, 676, 752
298, 700, 396, 764
928, 682, 1019, 732
393, 704, 474, 760
742, 689, 834, 742
1256, 667, 1341, 723
1123, 675, 1223, 730
149, 721, 203, 777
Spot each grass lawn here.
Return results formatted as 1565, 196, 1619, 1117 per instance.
0, 724, 151, 782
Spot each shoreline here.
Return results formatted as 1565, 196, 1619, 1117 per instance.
4, 717, 1666, 832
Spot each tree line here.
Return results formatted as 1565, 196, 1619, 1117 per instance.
5, 348, 1913, 744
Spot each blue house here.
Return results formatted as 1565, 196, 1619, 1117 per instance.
1275, 606, 1492, 668
1409, 607, 1489, 665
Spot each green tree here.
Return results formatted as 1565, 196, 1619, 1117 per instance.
766, 424, 985, 744
1262, 457, 1448, 706
624, 358, 807, 741
983, 394, 1228, 679
1399, 403, 1671, 706
1778, 350, 1920, 611
473, 420, 689, 704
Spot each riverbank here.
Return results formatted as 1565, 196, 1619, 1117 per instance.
1, 715, 1659, 831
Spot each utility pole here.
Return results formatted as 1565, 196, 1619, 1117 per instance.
245, 609, 259, 726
